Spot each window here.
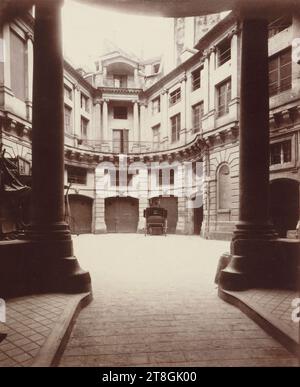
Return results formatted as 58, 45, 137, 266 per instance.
67, 166, 87, 185
152, 97, 161, 114
64, 106, 72, 134
159, 168, 175, 186
80, 93, 89, 112
152, 124, 160, 150
192, 102, 204, 133
81, 117, 89, 139
18, 157, 31, 176
113, 129, 129, 154
171, 113, 181, 143
218, 164, 231, 210
114, 75, 127, 88
217, 38, 231, 67
113, 106, 128, 120
153, 63, 160, 74
191, 67, 202, 91
269, 49, 292, 96
64, 85, 72, 100
169, 88, 181, 106
10, 29, 26, 101
270, 140, 292, 165
268, 16, 292, 38
217, 79, 231, 117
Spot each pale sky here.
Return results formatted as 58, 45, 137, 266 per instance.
61, 0, 173, 70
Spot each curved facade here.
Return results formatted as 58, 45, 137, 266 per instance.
1, 10, 299, 239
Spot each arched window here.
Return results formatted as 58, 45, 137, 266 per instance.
218, 164, 231, 210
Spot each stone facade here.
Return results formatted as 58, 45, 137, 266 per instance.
0, 10, 299, 239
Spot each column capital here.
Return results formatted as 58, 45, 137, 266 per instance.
209, 45, 216, 55
227, 26, 241, 40
103, 98, 110, 104
161, 88, 169, 96
25, 31, 34, 42
93, 98, 102, 106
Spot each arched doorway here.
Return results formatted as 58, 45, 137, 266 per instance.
105, 197, 139, 233
68, 195, 93, 235
270, 179, 299, 238
152, 196, 178, 234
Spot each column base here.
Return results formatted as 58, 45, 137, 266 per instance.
218, 237, 300, 291
25, 223, 92, 294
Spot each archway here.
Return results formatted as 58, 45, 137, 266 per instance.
270, 179, 299, 238
68, 194, 93, 235
105, 197, 139, 233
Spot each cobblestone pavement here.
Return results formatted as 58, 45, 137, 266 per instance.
59, 234, 299, 367
0, 294, 77, 367
226, 289, 299, 344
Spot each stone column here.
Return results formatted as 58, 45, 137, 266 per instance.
102, 98, 109, 142
134, 67, 139, 88
93, 99, 102, 143
140, 103, 146, 143
25, 32, 33, 122
219, 18, 276, 291
180, 74, 187, 143
208, 47, 216, 112
28, 0, 91, 293
133, 100, 139, 143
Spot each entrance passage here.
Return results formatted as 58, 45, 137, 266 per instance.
105, 197, 139, 233
270, 179, 299, 238
194, 205, 203, 235
153, 196, 178, 234
69, 195, 93, 234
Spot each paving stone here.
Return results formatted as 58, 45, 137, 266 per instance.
59, 235, 299, 367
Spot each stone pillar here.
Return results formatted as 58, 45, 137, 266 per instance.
219, 18, 276, 291
102, 98, 109, 142
25, 32, 33, 122
208, 48, 216, 111
140, 103, 146, 143
133, 100, 139, 143
28, 0, 91, 293
134, 67, 139, 88
94, 196, 107, 234
93, 99, 102, 142
180, 74, 187, 143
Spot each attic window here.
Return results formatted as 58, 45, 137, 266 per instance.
153, 63, 160, 74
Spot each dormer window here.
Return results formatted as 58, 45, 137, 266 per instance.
153, 63, 160, 74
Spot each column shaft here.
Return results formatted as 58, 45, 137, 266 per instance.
102, 99, 108, 142
133, 101, 139, 143
30, 1, 66, 235
234, 18, 274, 238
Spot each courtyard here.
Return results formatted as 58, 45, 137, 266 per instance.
58, 234, 298, 367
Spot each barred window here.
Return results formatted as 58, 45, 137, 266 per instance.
270, 140, 292, 165
192, 102, 204, 133
217, 39, 231, 67
269, 48, 292, 96
64, 106, 72, 134
169, 88, 181, 106
191, 67, 202, 91
217, 79, 231, 117
67, 166, 87, 185
268, 16, 292, 38
152, 97, 161, 114
81, 117, 89, 139
171, 114, 181, 143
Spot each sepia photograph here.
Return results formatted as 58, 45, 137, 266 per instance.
0, 0, 300, 372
